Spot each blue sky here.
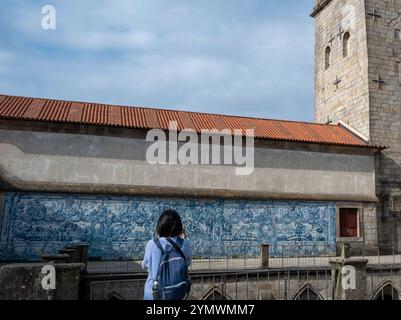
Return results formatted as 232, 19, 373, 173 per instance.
0, 0, 315, 121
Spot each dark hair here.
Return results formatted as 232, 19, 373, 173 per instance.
156, 209, 183, 238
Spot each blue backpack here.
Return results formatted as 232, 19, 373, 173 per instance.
152, 237, 190, 300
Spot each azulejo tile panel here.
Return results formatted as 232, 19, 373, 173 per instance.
0, 193, 336, 261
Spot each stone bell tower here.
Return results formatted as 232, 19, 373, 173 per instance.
312, 0, 401, 251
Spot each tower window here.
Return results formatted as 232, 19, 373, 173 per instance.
325, 46, 331, 70
343, 32, 350, 57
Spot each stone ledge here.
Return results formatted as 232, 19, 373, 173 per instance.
0, 177, 380, 202
311, 0, 333, 17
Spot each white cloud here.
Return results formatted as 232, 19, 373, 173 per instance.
0, 0, 315, 121
60, 29, 156, 51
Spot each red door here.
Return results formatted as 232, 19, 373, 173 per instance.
340, 208, 358, 238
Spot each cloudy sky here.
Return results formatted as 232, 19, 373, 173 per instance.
0, 0, 315, 121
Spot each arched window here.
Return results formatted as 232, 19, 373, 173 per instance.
107, 291, 122, 300
325, 46, 331, 70
343, 32, 350, 58
373, 282, 400, 300
293, 284, 322, 300
202, 288, 228, 300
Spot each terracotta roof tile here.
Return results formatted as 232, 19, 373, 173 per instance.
211, 114, 230, 132
67, 102, 84, 122
143, 108, 159, 129
190, 113, 217, 132
108, 105, 122, 126
0, 94, 384, 149
39, 100, 69, 121
178, 112, 195, 130
0, 96, 32, 118
23, 99, 46, 118
156, 110, 185, 130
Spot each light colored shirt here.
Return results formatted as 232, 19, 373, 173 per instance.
141, 237, 192, 300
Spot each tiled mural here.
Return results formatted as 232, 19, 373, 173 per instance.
0, 193, 336, 261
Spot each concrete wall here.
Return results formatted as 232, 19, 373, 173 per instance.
0, 125, 377, 202
0, 192, 336, 261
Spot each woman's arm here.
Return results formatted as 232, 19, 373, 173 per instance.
141, 240, 153, 270
150, 242, 162, 281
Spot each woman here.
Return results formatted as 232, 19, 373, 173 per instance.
142, 209, 192, 300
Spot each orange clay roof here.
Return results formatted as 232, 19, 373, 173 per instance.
0, 94, 383, 149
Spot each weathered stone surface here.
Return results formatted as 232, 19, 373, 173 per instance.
0, 263, 85, 300
260, 244, 270, 269
330, 257, 368, 300
85, 264, 401, 300
313, 0, 401, 251
314, 0, 370, 138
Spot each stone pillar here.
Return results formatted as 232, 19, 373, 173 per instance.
42, 254, 70, 263
77, 243, 89, 265
336, 242, 351, 258
59, 249, 79, 262
56, 243, 89, 265
260, 243, 269, 269
330, 257, 368, 300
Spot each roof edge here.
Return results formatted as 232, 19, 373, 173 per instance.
337, 121, 388, 151
0, 116, 387, 151
0, 93, 341, 128
0, 93, 387, 150
338, 120, 369, 142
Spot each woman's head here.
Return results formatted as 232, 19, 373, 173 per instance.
156, 209, 183, 238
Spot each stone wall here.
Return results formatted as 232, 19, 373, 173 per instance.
86, 268, 401, 300
0, 263, 85, 300
314, 0, 370, 137
0, 192, 336, 261
362, 202, 378, 247
365, 0, 401, 251
313, 0, 401, 250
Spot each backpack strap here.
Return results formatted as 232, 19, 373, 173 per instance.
166, 238, 186, 262
153, 238, 165, 255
